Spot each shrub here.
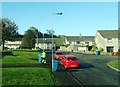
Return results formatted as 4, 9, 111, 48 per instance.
99, 47, 104, 52
118, 48, 120, 52
2, 51, 13, 57
91, 45, 98, 51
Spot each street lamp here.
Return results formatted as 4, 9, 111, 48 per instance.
37, 31, 39, 49
43, 32, 44, 52
52, 12, 62, 72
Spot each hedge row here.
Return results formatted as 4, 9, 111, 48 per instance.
2, 51, 14, 57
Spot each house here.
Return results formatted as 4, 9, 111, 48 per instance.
35, 39, 56, 50
64, 36, 95, 46
95, 30, 120, 53
63, 36, 95, 52
4, 38, 22, 49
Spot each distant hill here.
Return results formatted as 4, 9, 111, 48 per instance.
37, 37, 64, 46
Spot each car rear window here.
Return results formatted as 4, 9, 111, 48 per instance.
56, 52, 63, 55
68, 57, 77, 61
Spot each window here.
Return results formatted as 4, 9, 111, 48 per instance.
107, 38, 112, 43
68, 57, 77, 61
85, 42, 89, 44
77, 41, 80, 44
56, 52, 63, 55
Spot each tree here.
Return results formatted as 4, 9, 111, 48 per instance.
46, 29, 55, 36
21, 26, 40, 49
0, 18, 18, 50
29, 26, 38, 38
22, 29, 35, 49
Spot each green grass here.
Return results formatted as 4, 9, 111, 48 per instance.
2, 56, 40, 67
2, 68, 59, 85
108, 60, 120, 70
12, 50, 40, 59
0, 68, 2, 86
2, 50, 60, 85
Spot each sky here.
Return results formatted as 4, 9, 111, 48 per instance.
1, 2, 118, 36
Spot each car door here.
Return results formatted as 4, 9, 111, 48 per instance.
61, 57, 66, 66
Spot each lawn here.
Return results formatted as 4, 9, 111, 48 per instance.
2, 55, 40, 67
12, 50, 40, 60
108, 60, 120, 70
2, 49, 41, 67
0, 68, 1, 86
2, 50, 60, 85
2, 68, 59, 85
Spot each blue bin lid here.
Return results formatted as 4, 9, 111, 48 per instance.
54, 60, 58, 63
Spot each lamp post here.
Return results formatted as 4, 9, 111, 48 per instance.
43, 32, 44, 52
52, 12, 62, 72
37, 31, 39, 49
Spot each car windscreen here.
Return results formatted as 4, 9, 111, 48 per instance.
68, 57, 77, 61
56, 52, 63, 55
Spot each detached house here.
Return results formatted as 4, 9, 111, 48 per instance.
64, 36, 95, 52
95, 30, 120, 53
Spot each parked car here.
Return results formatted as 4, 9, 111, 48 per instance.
54, 51, 65, 60
61, 55, 80, 69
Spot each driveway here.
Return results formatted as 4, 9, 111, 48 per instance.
65, 52, 120, 85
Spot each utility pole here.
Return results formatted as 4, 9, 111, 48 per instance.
52, 12, 62, 72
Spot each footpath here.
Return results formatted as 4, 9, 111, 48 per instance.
45, 55, 81, 85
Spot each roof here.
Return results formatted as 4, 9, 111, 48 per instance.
97, 30, 120, 38
36, 39, 55, 43
5, 38, 22, 41
65, 36, 95, 42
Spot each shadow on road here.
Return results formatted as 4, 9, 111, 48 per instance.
80, 63, 94, 69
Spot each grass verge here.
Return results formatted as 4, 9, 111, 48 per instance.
2, 68, 59, 85
108, 60, 120, 70
2, 56, 40, 67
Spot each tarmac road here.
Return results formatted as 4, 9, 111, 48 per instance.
66, 53, 120, 85
46, 51, 120, 86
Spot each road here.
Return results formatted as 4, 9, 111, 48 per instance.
46, 51, 119, 86
65, 52, 120, 85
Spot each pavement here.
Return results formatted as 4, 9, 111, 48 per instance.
53, 63, 81, 85
45, 52, 82, 85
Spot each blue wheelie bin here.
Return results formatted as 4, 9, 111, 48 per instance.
96, 50, 100, 55
38, 54, 42, 62
53, 60, 58, 72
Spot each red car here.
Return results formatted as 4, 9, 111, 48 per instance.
54, 51, 65, 60
61, 55, 80, 69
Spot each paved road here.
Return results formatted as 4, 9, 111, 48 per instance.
46, 51, 119, 86
66, 52, 120, 85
